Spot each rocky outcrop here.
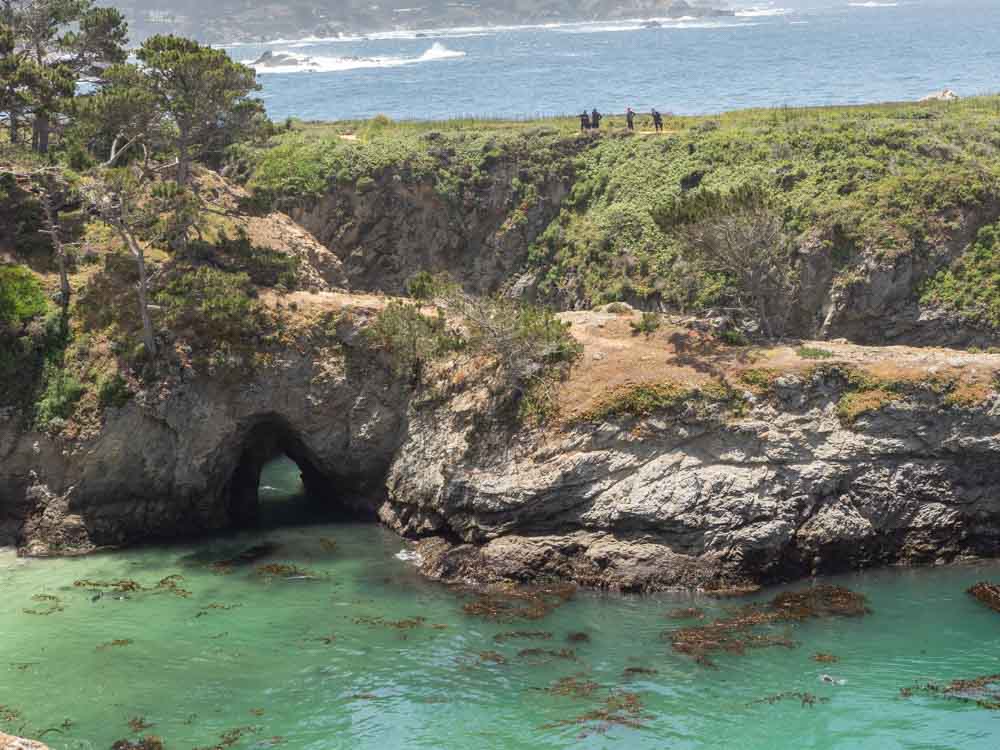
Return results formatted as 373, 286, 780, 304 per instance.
287, 145, 580, 297
379, 368, 1000, 592
3, 298, 410, 555
0, 734, 49, 750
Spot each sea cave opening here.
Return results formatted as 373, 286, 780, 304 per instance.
226, 418, 364, 530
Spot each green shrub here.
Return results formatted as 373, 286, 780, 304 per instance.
630, 311, 662, 335
921, 223, 1000, 328
96, 372, 131, 409
35, 363, 84, 428
0, 265, 48, 327
797, 346, 835, 360
367, 301, 463, 379
155, 267, 263, 344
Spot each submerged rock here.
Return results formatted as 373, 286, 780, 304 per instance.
968, 582, 1000, 613
0, 734, 50, 750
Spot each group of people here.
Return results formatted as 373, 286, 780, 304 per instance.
580, 107, 665, 133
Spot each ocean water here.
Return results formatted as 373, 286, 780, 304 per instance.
226, 0, 1000, 121
1, 457, 999, 749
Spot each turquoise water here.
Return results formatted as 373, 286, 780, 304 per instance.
2, 457, 999, 749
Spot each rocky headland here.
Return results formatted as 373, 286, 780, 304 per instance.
4, 100, 1000, 595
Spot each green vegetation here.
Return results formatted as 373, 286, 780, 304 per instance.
0, 264, 47, 326
238, 120, 581, 209
797, 346, 836, 360
581, 380, 742, 422
369, 274, 581, 419
240, 98, 1000, 340
155, 267, 264, 346
921, 222, 1000, 328
630, 311, 662, 336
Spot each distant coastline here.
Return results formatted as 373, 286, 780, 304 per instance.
124, 0, 739, 45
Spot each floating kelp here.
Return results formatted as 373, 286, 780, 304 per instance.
750, 692, 829, 708
566, 632, 591, 643
542, 691, 651, 738
462, 583, 576, 623
494, 631, 553, 643
668, 608, 797, 666
353, 616, 427, 629
479, 651, 507, 664
74, 575, 191, 599
622, 667, 659, 679
545, 676, 600, 698
319, 538, 338, 552
901, 674, 1000, 710
0, 705, 20, 722
23, 594, 64, 616
127, 717, 153, 732
250, 709, 265, 717
255, 564, 315, 580
96, 639, 134, 651
11, 662, 36, 672
195, 603, 242, 618
74, 579, 142, 593
769, 585, 871, 620
704, 585, 761, 599
193, 725, 260, 750
968, 582, 1000, 613
316, 634, 336, 645
210, 543, 280, 573
814, 653, 840, 664
111, 737, 163, 750
517, 648, 576, 664
666, 607, 705, 620
667, 585, 871, 665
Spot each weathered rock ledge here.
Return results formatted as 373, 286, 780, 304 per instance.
0, 733, 49, 750
2, 304, 999, 593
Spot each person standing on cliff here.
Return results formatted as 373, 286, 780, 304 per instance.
626, 107, 636, 131
652, 108, 664, 133
580, 111, 591, 131
591, 108, 602, 131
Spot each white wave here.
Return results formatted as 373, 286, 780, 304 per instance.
221, 13, 779, 48
849, 1, 898, 6
735, 7, 793, 17
246, 43, 466, 75
395, 549, 423, 565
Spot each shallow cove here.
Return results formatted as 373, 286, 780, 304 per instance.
2, 462, 1000, 749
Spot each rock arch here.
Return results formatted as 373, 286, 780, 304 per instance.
224, 414, 333, 528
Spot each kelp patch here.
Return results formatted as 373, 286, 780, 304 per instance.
73, 575, 191, 599
751, 692, 830, 708
901, 674, 1000, 710
542, 691, 652, 738
462, 583, 576, 622
23, 594, 64, 616
667, 585, 871, 666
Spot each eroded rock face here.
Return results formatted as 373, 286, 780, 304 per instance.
380, 376, 1000, 592
3, 308, 999, 592
288, 156, 576, 298
3, 311, 410, 555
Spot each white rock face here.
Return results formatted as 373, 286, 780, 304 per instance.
920, 89, 960, 102
0, 733, 50, 750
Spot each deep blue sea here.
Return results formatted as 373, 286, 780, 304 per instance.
224, 0, 1000, 121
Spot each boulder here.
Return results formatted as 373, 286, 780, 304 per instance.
0, 734, 50, 750
920, 89, 960, 102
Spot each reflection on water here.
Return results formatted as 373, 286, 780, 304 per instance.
2, 516, 1000, 748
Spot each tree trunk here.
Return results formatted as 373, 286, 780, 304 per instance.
9, 112, 18, 145
177, 132, 190, 187
117, 227, 157, 357
41, 188, 70, 310
34, 113, 50, 154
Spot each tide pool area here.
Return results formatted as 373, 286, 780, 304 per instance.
1, 459, 999, 749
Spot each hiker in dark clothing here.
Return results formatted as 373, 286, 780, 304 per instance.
626, 107, 635, 131
580, 111, 591, 131
652, 109, 664, 133
591, 108, 602, 130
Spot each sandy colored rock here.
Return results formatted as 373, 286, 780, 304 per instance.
0, 734, 50, 750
